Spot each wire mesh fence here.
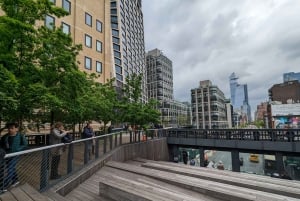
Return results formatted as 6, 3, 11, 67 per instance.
0, 129, 159, 193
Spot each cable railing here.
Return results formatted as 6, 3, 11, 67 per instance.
163, 128, 300, 142
0, 129, 161, 193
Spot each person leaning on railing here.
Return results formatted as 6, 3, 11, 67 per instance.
49, 122, 69, 180
0, 122, 27, 192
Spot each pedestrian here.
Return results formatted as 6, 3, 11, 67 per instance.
0, 122, 27, 189
182, 150, 188, 165
82, 122, 95, 158
49, 122, 68, 180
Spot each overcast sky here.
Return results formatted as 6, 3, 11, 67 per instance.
142, 0, 300, 115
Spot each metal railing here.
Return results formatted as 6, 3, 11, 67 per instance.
163, 128, 300, 142
0, 129, 161, 193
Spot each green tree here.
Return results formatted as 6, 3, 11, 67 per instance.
120, 73, 160, 129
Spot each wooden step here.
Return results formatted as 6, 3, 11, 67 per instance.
140, 161, 300, 199
106, 161, 299, 201
98, 171, 203, 201
133, 158, 300, 188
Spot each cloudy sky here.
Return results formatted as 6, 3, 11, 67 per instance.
142, 0, 300, 116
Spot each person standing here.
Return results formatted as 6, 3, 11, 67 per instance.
182, 150, 188, 165
83, 122, 94, 159
49, 122, 68, 180
0, 122, 27, 189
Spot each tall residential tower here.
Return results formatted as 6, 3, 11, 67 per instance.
110, 0, 147, 102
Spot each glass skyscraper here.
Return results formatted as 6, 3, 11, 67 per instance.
229, 73, 251, 126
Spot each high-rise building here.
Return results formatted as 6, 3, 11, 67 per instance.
110, 0, 147, 102
44, 0, 113, 84
146, 49, 173, 101
229, 72, 251, 125
191, 80, 228, 129
283, 72, 300, 82
146, 49, 190, 127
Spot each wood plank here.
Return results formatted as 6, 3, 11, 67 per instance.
19, 184, 49, 201
141, 162, 300, 199
98, 172, 207, 201
0, 191, 17, 201
134, 158, 300, 188
105, 161, 299, 201
42, 191, 69, 201
10, 187, 33, 201
99, 166, 220, 201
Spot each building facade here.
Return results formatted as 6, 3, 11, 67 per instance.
191, 80, 228, 129
268, 80, 300, 104
146, 49, 190, 127
229, 72, 251, 126
283, 72, 300, 82
110, 0, 147, 102
45, 0, 113, 84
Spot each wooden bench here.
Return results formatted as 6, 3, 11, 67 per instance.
98, 169, 205, 201
133, 158, 300, 189
106, 161, 299, 201
140, 161, 300, 199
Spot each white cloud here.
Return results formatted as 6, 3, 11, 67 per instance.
143, 0, 300, 116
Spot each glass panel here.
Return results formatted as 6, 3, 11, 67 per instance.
85, 57, 92, 70
85, 13, 92, 26
96, 20, 102, 32
96, 61, 102, 73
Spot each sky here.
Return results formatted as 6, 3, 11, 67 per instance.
142, 0, 300, 116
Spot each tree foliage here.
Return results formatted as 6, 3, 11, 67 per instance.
0, 1, 160, 131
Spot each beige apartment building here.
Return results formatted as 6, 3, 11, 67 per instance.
1, 0, 114, 84
48, 0, 113, 83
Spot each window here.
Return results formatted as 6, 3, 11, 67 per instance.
114, 50, 121, 58
112, 37, 119, 44
112, 29, 119, 37
85, 13, 92, 26
62, 0, 71, 13
96, 20, 102, 32
115, 65, 122, 74
111, 23, 118, 29
62, 22, 70, 34
85, 34, 92, 48
115, 58, 121, 65
96, 40, 102, 52
113, 44, 120, 51
96, 61, 102, 73
116, 74, 123, 81
85, 57, 92, 70
45, 15, 55, 29
111, 2, 117, 7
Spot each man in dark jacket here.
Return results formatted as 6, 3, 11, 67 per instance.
0, 122, 27, 189
83, 122, 94, 158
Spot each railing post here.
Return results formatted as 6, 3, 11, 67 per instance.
130, 131, 132, 143
231, 150, 240, 172
103, 136, 107, 154
114, 134, 118, 147
109, 135, 113, 150
67, 143, 73, 173
119, 132, 122, 145
84, 141, 89, 164
95, 138, 99, 159
40, 149, 50, 191
199, 147, 205, 167
138, 131, 141, 142
275, 152, 284, 174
